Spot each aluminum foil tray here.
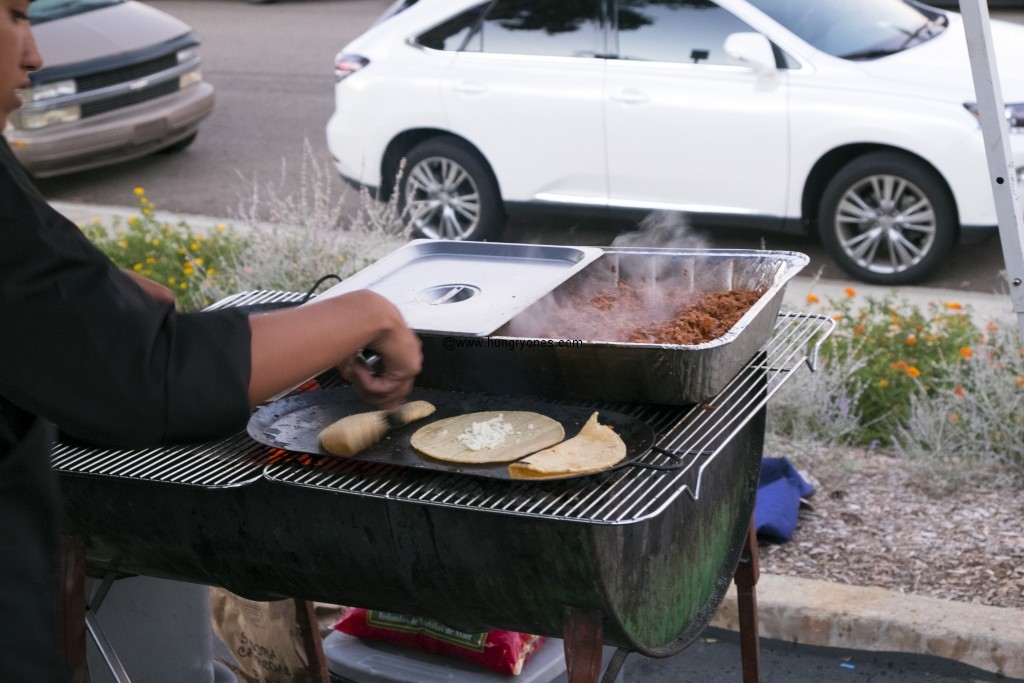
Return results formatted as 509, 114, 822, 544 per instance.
317, 239, 603, 336
415, 248, 809, 406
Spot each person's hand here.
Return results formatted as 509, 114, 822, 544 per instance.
340, 328, 422, 410
121, 269, 177, 307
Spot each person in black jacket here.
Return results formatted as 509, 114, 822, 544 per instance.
0, 2, 421, 679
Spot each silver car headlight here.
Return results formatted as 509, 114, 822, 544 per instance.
17, 78, 76, 103
11, 105, 82, 130
964, 102, 1024, 132
179, 68, 203, 89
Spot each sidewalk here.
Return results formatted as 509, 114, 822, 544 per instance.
57, 200, 1024, 680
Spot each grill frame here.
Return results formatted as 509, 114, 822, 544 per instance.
54, 289, 834, 656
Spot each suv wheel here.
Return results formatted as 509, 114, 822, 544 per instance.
399, 138, 504, 241
818, 152, 956, 285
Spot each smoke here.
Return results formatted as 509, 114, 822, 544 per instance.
610, 211, 711, 250
500, 211, 712, 342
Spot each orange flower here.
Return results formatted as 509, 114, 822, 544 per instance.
960, 347, 973, 359
987, 322, 999, 333
1016, 376, 1024, 389
944, 301, 963, 310
806, 293, 820, 304
844, 287, 856, 298
949, 413, 960, 424
906, 335, 918, 345
906, 366, 921, 378
954, 386, 965, 397
853, 324, 866, 336
832, 314, 842, 322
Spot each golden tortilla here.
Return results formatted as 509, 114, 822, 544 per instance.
411, 411, 565, 464
508, 412, 626, 480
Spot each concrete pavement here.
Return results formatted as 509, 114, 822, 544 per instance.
55, 199, 1024, 680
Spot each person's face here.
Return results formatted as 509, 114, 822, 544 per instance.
1, 0, 43, 130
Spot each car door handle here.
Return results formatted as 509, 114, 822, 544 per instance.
611, 89, 650, 105
452, 80, 488, 95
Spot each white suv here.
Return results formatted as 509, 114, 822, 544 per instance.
326, 0, 1024, 285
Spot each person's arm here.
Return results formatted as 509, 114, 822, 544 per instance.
247, 290, 421, 409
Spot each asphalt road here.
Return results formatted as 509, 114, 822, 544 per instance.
32, 1, 1021, 294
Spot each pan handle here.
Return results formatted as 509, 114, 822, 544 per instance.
628, 446, 714, 471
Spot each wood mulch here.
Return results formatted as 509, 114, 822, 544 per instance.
757, 446, 1024, 610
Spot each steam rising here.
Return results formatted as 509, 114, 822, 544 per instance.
502, 212, 720, 342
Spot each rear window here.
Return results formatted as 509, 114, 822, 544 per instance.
373, 0, 421, 27
417, 4, 488, 51
29, 0, 123, 25
463, 0, 604, 58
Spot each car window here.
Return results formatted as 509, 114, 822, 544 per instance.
28, 0, 123, 24
417, 4, 488, 51
615, 0, 756, 66
461, 0, 604, 58
746, 0, 944, 59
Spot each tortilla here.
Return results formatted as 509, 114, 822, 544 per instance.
411, 411, 565, 464
508, 412, 626, 480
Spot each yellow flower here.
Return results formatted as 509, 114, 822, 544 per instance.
216, 224, 226, 232
128, 216, 137, 225
195, 258, 203, 265
167, 277, 176, 284
184, 267, 194, 276
132, 263, 142, 271
134, 187, 144, 196
806, 293, 820, 304
179, 283, 187, 289
145, 257, 155, 264
844, 287, 856, 298
878, 379, 889, 388
117, 240, 128, 248
206, 268, 215, 275
178, 248, 186, 255
151, 239, 160, 246
190, 243, 199, 251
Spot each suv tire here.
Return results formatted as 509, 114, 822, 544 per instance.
818, 151, 956, 285
399, 138, 504, 241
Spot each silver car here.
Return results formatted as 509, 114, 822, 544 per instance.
5, 0, 215, 178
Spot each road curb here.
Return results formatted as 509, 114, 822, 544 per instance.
711, 573, 1024, 679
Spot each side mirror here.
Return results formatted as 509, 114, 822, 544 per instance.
724, 32, 777, 74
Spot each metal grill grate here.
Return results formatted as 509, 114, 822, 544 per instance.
81, 80, 179, 119
51, 290, 832, 513
76, 54, 179, 92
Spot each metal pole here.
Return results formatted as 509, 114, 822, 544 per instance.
957, 0, 1024, 340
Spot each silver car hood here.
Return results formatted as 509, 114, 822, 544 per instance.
32, 1, 192, 70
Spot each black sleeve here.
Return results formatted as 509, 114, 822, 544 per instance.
0, 141, 253, 447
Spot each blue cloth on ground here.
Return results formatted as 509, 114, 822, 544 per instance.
754, 457, 815, 542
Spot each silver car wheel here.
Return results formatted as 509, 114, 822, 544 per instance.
404, 156, 482, 240
833, 174, 937, 276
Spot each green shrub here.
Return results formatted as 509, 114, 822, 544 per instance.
771, 288, 1024, 487
80, 188, 246, 311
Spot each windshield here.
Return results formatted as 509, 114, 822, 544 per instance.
745, 0, 946, 60
29, 0, 124, 25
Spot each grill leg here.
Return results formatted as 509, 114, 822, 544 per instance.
58, 535, 89, 683
734, 518, 762, 683
293, 599, 330, 683
563, 607, 604, 683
